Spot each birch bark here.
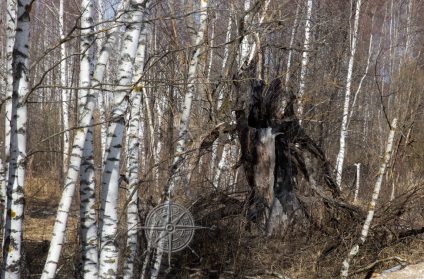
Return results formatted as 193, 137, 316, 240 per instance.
348, 31, 373, 127
145, 2, 209, 277
78, 2, 97, 273
1, 0, 30, 276
98, 0, 146, 277
284, 2, 300, 88
60, 0, 70, 174
79, 120, 98, 277
341, 119, 397, 278
1, 0, 17, 244
0, 142, 4, 229
96, 0, 108, 161
334, 0, 362, 188
353, 163, 360, 203
211, 6, 233, 179
123, 5, 149, 276
213, 139, 230, 189
41, 0, 121, 278
165, 0, 208, 197
297, 0, 313, 119
123, 79, 142, 279
405, 0, 413, 58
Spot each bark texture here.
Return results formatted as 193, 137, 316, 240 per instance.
233, 74, 342, 234
1, 0, 30, 276
98, 1, 146, 277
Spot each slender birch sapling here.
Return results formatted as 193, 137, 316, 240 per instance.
340, 118, 397, 278
59, 0, 70, 174
335, 0, 362, 188
165, 0, 208, 197
297, 0, 313, 120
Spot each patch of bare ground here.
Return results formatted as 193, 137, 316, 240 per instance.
19, 173, 81, 277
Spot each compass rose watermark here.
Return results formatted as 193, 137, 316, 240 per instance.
141, 199, 206, 270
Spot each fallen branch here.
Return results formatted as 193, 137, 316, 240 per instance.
348, 256, 409, 276
184, 267, 292, 279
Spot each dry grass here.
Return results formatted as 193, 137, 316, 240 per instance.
24, 173, 80, 242
7, 171, 424, 278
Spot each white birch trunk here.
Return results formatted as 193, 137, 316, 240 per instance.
60, 0, 70, 174
212, 7, 234, 179
166, 0, 208, 197
93, 0, 129, 162
229, 140, 240, 191
297, 0, 313, 119
79, 120, 98, 277
206, 14, 217, 81
341, 118, 397, 278
348, 32, 373, 127
213, 138, 230, 189
240, 0, 251, 64
220, 3, 233, 78
42, 0, 130, 276
123, 84, 142, 279
1, 0, 30, 276
154, 93, 164, 191
141, 85, 158, 190
98, 93, 108, 160
96, 0, 108, 161
79, 6, 97, 273
335, 0, 362, 188
1, 0, 17, 245
41, 0, 97, 277
98, 1, 145, 277
285, 2, 301, 88
238, 0, 270, 70
0, 142, 5, 228
353, 163, 360, 203
405, 0, 413, 58
122, 6, 149, 276
148, 1, 208, 277
79, 0, 98, 277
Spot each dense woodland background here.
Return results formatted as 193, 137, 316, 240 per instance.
1, 0, 424, 278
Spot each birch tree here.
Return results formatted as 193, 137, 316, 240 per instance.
1, 0, 17, 243
164, 0, 208, 197
142, 2, 209, 277
1, 0, 31, 276
78, 0, 97, 273
284, 2, 301, 88
79, 120, 98, 277
96, 0, 108, 161
41, 0, 97, 277
298, 0, 313, 119
211, 5, 234, 181
0, 142, 5, 229
341, 118, 397, 278
98, 0, 146, 277
59, 0, 70, 174
334, 0, 362, 188
123, 4, 149, 277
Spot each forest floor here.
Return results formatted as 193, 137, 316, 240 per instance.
375, 261, 424, 278
15, 173, 424, 278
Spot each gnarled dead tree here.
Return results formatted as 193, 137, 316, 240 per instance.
231, 66, 357, 235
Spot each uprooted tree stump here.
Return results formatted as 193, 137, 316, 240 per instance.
231, 74, 361, 235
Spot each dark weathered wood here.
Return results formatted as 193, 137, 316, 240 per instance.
232, 74, 354, 234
